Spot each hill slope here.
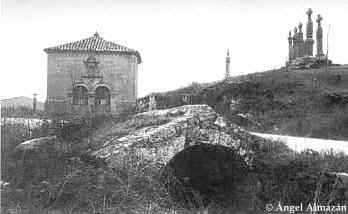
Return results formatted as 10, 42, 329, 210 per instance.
0, 96, 44, 111
155, 65, 348, 140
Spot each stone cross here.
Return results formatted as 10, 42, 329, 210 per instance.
288, 31, 294, 60
306, 8, 313, 39
305, 8, 314, 56
293, 27, 298, 58
316, 14, 323, 26
294, 26, 298, 34
225, 49, 230, 79
306, 8, 313, 18
33, 93, 38, 112
298, 22, 303, 33
298, 23, 304, 57
316, 14, 324, 56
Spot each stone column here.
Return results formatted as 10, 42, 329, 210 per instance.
88, 93, 95, 105
305, 8, 314, 56
33, 93, 37, 112
316, 14, 324, 57
88, 93, 95, 114
225, 49, 230, 79
292, 27, 298, 59
298, 23, 305, 57
288, 31, 294, 61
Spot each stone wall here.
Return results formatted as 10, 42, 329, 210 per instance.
46, 52, 138, 115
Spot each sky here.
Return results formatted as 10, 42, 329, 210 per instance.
1, 0, 347, 101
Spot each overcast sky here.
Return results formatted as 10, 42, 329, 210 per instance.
1, 0, 347, 101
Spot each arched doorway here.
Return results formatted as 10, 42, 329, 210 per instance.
95, 86, 110, 105
72, 86, 88, 105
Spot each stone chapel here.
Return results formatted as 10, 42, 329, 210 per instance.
44, 32, 141, 115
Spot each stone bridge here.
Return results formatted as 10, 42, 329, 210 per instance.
92, 104, 268, 168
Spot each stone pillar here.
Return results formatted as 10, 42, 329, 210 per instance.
88, 93, 95, 113
88, 93, 95, 106
66, 93, 73, 113
298, 23, 305, 57
316, 14, 324, 57
305, 8, 314, 56
225, 49, 230, 79
288, 31, 294, 61
33, 93, 37, 112
292, 27, 298, 59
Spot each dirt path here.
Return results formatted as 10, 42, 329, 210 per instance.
251, 132, 348, 154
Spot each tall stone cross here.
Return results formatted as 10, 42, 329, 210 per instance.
316, 14, 323, 26
298, 22, 304, 57
306, 8, 313, 18
293, 27, 298, 58
304, 8, 314, 56
33, 93, 38, 112
316, 14, 324, 56
306, 8, 313, 38
225, 49, 231, 79
298, 22, 303, 33
288, 31, 294, 61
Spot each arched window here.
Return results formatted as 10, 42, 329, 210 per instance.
72, 86, 88, 105
95, 86, 110, 105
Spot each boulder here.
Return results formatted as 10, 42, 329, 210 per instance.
15, 136, 59, 152
14, 136, 67, 185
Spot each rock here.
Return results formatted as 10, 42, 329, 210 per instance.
15, 136, 65, 163
14, 136, 67, 185
0, 180, 10, 189
335, 172, 348, 184
79, 152, 107, 168
15, 136, 59, 152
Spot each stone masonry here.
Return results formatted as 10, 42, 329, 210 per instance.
287, 8, 331, 69
305, 8, 314, 56
316, 14, 324, 57
44, 32, 141, 116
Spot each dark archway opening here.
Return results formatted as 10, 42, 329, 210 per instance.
72, 86, 88, 105
161, 144, 254, 209
95, 86, 110, 105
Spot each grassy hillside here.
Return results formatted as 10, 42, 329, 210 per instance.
156, 65, 348, 140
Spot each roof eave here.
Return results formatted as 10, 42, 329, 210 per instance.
43, 49, 142, 64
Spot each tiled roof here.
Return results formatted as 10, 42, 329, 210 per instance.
44, 32, 141, 63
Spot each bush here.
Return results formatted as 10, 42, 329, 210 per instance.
253, 147, 348, 208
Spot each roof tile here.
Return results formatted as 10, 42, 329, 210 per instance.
44, 32, 141, 63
